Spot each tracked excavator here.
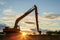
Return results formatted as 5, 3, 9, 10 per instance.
3, 5, 41, 35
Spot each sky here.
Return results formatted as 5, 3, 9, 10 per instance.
0, 0, 60, 31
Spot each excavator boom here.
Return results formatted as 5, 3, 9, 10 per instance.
14, 5, 40, 34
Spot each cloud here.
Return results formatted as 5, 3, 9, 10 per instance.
0, 13, 24, 23
44, 14, 60, 21
3, 8, 12, 14
45, 14, 60, 19
39, 22, 58, 26
41, 11, 60, 21
42, 11, 53, 16
0, 17, 15, 22
25, 21, 35, 24
20, 21, 35, 28
0, 1, 6, 5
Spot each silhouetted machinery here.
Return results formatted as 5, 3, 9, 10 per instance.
3, 5, 41, 35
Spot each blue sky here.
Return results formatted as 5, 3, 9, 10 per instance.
0, 0, 60, 31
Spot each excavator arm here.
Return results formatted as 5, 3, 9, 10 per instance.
14, 5, 40, 34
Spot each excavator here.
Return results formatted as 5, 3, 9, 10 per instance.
3, 5, 41, 35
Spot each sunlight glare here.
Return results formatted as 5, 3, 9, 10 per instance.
22, 32, 27, 37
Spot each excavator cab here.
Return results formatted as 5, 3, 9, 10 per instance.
3, 26, 20, 34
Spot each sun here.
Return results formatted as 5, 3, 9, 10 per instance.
21, 32, 27, 36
